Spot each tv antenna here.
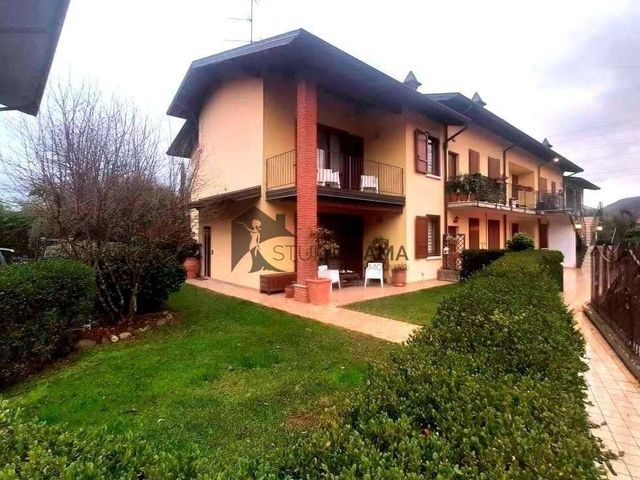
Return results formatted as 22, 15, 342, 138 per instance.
226, 0, 256, 44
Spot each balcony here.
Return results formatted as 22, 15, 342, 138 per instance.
266, 149, 405, 205
446, 174, 566, 213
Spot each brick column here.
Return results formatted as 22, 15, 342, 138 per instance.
295, 77, 318, 289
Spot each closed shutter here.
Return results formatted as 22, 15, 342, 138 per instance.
415, 130, 427, 173
415, 216, 428, 258
469, 149, 480, 173
488, 157, 501, 179
540, 177, 548, 193
447, 152, 458, 179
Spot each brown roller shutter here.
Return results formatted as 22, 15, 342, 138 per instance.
488, 157, 501, 179
415, 216, 428, 258
415, 130, 427, 173
469, 149, 480, 173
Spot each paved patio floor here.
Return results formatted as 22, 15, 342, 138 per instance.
189, 269, 640, 477
564, 268, 640, 479
186, 277, 449, 343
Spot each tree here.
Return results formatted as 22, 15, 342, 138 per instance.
4, 82, 198, 322
0, 203, 32, 256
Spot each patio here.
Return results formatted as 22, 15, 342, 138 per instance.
187, 277, 449, 343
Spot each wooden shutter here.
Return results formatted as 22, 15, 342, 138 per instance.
428, 137, 440, 176
551, 181, 557, 193
447, 152, 458, 179
488, 219, 501, 250
488, 157, 501, 179
540, 177, 548, 193
415, 216, 428, 258
469, 218, 480, 249
415, 130, 427, 173
469, 149, 480, 173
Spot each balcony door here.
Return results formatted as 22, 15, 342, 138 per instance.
469, 218, 480, 249
317, 125, 364, 190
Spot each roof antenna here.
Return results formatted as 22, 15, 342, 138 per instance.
542, 138, 553, 148
226, 0, 257, 44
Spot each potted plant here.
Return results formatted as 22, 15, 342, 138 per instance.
179, 239, 201, 279
307, 228, 339, 305
284, 284, 294, 298
390, 263, 407, 286
446, 177, 463, 202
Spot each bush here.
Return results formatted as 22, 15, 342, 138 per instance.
0, 401, 212, 479
0, 260, 95, 388
507, 232, 535, 251
460, 248, 505, 279
97, 247, 185, 322
251, 251, 607, 479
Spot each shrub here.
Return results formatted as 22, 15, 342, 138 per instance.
250, 251, 607, 479
460, 248, 505, 279
0, 401, 213, 479
97, 247, 185, 323
0, 260, 95, 388
507, 232, 535, 251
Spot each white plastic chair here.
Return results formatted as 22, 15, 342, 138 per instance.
360, 175, 379, 193
318, 265, 341, 289
364, 262, 384, 288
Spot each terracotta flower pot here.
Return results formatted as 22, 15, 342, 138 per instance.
391, 269, 407, 287
306, 278, 331, 305
183, 256, 200, 279
284, 284, 294, 298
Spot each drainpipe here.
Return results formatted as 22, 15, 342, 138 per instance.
443, 124, 468, 230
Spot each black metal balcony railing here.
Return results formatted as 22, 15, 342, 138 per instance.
446, 174, 566, 212
266, 149, 404, 196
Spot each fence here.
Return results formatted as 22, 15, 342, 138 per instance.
591, 245, 640, 359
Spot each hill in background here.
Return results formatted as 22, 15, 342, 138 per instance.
604, 196, 640, 218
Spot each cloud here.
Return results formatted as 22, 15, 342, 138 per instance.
539, 1, 640, 206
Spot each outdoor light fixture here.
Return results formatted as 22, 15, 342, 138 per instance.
453, 216, 459, 223
575, 224, 582, 229
596, 226, 603, 231
552, 157, 560, 163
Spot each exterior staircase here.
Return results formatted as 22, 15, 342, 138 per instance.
581, 216, 598, 270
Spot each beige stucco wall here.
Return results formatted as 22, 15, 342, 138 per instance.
197, 197, 296, 289
403, 111, 447, 282
450, 210, 539, 250
193, 75, 264, 201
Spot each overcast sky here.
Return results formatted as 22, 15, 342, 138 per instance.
1, 0, 638, 207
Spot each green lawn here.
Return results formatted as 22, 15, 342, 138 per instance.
345, 283, 462, 326
4, 285, 394, 459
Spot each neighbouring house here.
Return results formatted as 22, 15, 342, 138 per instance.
166, 29, 598, 293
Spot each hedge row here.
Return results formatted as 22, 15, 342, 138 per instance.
253, 251, 606, 478
460, 248, 506, 279
0, 260, 95, 388
0, 252, 605, 478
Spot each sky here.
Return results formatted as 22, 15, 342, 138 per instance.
1, 0, 638, 207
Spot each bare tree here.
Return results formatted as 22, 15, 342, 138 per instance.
4, 81, 197, 322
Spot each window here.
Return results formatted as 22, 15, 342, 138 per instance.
415, 130, 440, 176
488, 157, 501, 179
447, 151, 458, 179
415, 215, 441, 258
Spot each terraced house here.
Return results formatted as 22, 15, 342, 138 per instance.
167, 29, 598, 294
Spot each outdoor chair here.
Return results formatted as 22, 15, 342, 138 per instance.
318, 265, 341, 289
360, 175, 379, 193
364, 262, 383, 288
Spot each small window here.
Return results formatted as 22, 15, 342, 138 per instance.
414, 130, 440, 176
415, 215, 441, 258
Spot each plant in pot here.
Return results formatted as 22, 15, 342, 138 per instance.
446, 177, 463, 202
390, 263, 407, 286
178, 239, 201, 279
307, 227, 339, 305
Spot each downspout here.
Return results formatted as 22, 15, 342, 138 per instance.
443, 124, 468, 230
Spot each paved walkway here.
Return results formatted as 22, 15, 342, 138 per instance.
187, 278, 447, 343
564, 268, 640, 479
190, 270, 640, 477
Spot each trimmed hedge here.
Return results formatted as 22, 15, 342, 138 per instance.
460, 248, 506, 279
0, 402, 212, 479
0, 260, 95, 388
253, 251, 607, 478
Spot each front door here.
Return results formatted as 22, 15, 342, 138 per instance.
488, 219, 501, 250
203, 226, 212, 277
469, 218, 480, 249
539, 223, 549, 249
318, 213, 364, 273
